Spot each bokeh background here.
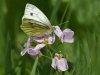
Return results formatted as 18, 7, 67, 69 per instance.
0, 0, 100, 75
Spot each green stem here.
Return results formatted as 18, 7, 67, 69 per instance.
60, 0, 71, 28
30, 57, 39, 75
60, 2, 69, 25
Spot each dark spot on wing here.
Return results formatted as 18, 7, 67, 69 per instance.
30, 13, 33, 16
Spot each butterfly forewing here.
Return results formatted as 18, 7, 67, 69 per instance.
21, 3, 52, 36
24, 3, 51, 25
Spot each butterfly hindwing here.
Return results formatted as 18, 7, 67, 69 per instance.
21, 20, 52, 36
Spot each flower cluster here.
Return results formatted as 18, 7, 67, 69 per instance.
21, 26, 74, 71
51, 53, 68, 71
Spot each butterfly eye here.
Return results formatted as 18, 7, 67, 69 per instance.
30, 13, 33, 16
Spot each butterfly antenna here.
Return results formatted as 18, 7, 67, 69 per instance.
58, 21, 69, 26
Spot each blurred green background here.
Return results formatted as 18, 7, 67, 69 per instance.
0, 0, 100, 75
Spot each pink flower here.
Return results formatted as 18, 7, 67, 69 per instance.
23, 36, 32, 48
51, 53, 68, 71
27, 48, 40, 56
21, 34, 55, 56
54, 26, 74, 43
21, 43, 45, 56
33, 34, 55, 44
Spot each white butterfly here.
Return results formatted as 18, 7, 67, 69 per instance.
21, 3, 53, 36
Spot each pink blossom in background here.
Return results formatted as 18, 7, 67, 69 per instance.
51, 53, 68, 71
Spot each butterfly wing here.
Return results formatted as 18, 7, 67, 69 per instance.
23, 3, 51, 25
21, 19, 52, 36
21, 3, 52, 36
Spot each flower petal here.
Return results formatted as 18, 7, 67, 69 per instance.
56, 58, 68, 71
27, 48, 40, 56
33, 44, 46, 50
27, 44, 45, 56
24, 42, 27, 48
34, 34, 50, 43
48, 35, 55, 44
51, 58, 57, 69
20, 49, 27, 56
34, 36, 44, 43
54, 26, 63, 38
24, 36, 33, 48
61, 29, 74, 43
21, 43, 45, 56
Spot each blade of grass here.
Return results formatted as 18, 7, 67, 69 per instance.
50, 0, 62, 24
5, 33, 14, 75
60, 0, 72, 29
60, 1, 69, 25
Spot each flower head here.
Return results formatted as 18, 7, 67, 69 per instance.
54, 26, 74, 43
61, 29, 74, 43
27, 48, 40, 56
21, 43, 45, 56
21, 34, 55, 56
51, 53, 68, 71
33, 34, 55, 44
